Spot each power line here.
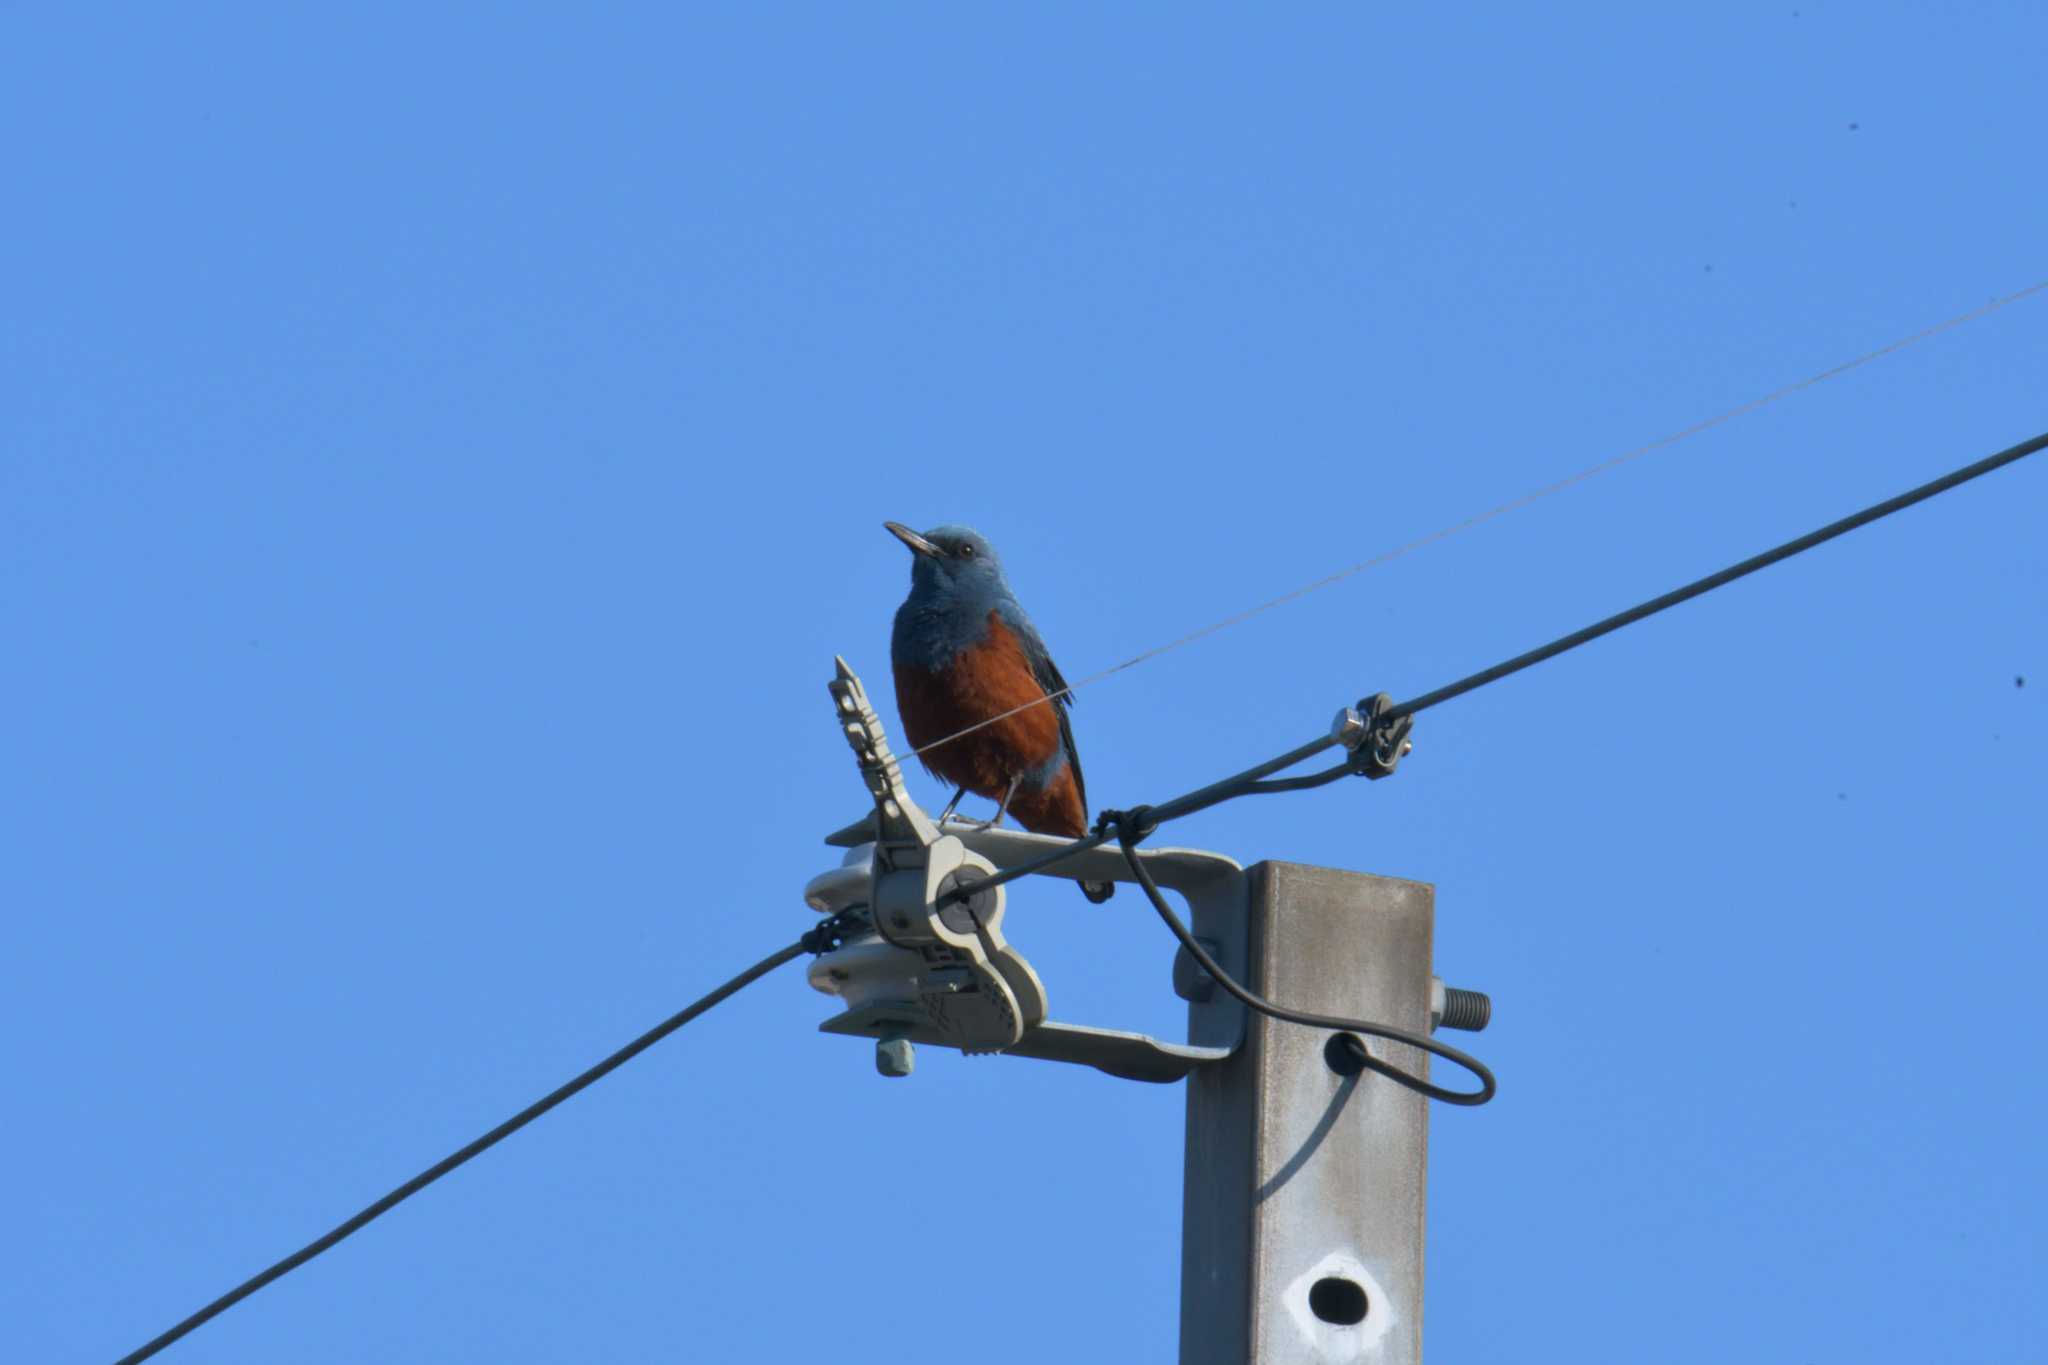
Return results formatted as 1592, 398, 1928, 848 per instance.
116, 421, 2047, 1357
906, 280, 2048, 768
937, 426, 2044, 1104
1381, 425, 2048, 723
946, 426, 2048, 905
114, 938, 814, 1365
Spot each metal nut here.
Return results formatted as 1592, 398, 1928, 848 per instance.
875, 1036, 915, 1077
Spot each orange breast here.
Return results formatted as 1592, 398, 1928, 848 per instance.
894, 611, 1070, 818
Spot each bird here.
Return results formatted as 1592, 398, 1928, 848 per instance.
884, 521, 1114, 903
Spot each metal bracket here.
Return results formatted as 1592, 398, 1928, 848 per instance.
822, 659, 1044, 1054
810, 659, 1249, 1082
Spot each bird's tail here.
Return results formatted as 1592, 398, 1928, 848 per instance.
1081, 879, 1115, 904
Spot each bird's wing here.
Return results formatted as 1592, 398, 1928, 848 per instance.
1002, 603, 1088, 810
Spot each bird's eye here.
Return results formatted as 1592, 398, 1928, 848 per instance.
958, 543, 975, 558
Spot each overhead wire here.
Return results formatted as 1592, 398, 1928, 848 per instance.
1379, 426, 2048, 723
117, 294, 2047, 1355
114, 936, 819, 1365
925, 421, 2048, 1102
943, 426, 2043, 1105
944, 425, 2047, 885
905, 279, 2048, 769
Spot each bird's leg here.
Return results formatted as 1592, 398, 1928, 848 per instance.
936, 785, 968, 825
974, 775, 1022, 831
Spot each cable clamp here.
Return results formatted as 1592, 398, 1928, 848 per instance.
800, 907, 870, 956
1331, 693, 1414, 780
1093, 805, 1158, 844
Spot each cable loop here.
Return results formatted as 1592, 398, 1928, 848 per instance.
1104, 818, 1496, 1107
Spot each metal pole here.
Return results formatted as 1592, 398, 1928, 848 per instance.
1180, 862, 1433, 1365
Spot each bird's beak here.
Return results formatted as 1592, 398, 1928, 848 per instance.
884, 521, 942, 558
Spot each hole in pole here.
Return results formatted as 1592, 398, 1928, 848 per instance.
1324, 1032, 1368, 1077
1308, 1276, 1369, 1326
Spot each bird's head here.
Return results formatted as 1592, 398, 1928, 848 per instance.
884, 522, 1010, 601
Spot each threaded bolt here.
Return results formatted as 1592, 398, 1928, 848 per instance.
1438, 986, 1491, 1032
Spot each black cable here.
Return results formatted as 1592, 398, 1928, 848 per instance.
1140, 734, 1341, 826
947, 425, 2048, 893
116, 432, 2039, 1354
114, 939, 810, 1365
1385, 427, 2048, 722
1107, 824, 1495, 1105
939, 829, 1112, 904
932, 737, 1344, 909
930, 430, 2041, 1102
1237, 763, 1353, 796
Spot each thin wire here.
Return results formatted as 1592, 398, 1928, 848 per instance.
934, 730, 1348, 908
125, 419, 2045, 1356
904, 279, 2048, 766
114, 940, 808, 1365
953, 425, 2047, 907
1026, 427, 2045, 1105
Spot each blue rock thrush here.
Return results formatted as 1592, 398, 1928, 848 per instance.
885, 522, 1114, 903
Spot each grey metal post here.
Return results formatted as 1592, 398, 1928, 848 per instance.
1180, 862, 1434, 1365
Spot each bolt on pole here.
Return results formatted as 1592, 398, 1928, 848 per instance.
1180, 863, 1435, 1365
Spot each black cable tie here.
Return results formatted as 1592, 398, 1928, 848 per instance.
1093, 805, 1157, 843
800, 907, 869, 955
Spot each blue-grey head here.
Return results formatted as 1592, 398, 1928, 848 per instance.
885, 522, 1023, 669
884, 522, 1012, 605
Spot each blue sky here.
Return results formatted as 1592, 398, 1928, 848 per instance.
4, 5, 2043, 1361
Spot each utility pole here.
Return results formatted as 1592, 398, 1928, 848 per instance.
1180, 863, 1437, 1365
808, 661, 1482, 1364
